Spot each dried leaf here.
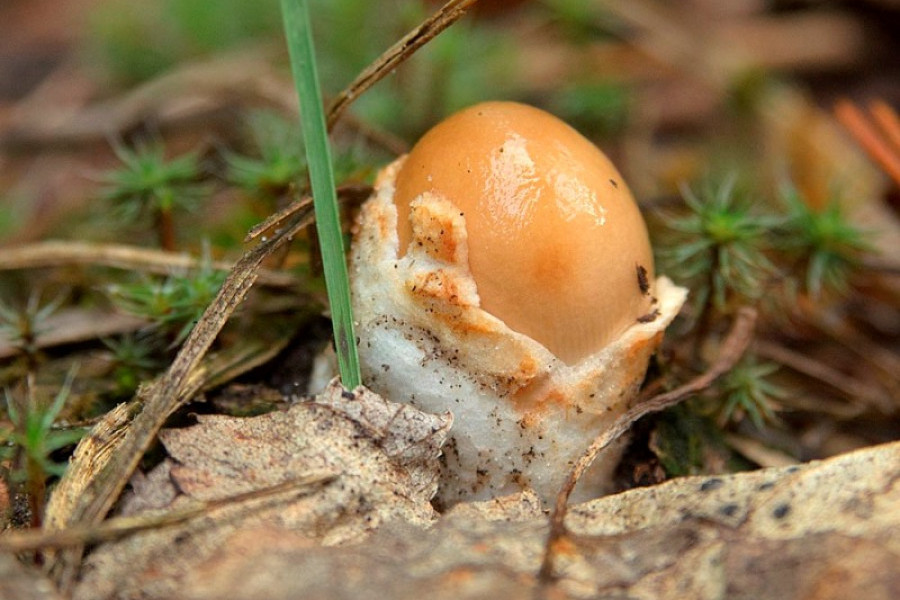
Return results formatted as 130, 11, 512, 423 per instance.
177, 440, 900, 600
73, 381, 450, 600
314, 382, 453, 498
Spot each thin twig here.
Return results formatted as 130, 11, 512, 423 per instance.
325, 0, 480, 131
799, 306, 900, 403
0, 471, 336, 552
0, 309, 148, 360
755, 340, 892, 413
244, 184, 371, 243
536, 307, 757, 587
0, 241, 298, 288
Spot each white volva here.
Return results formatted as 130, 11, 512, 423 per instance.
350, 103, 687, 506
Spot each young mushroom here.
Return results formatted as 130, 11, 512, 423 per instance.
351, 101, 687, 506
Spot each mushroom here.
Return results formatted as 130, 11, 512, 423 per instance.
350, 101, 687, 506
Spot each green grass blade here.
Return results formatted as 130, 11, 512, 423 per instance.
280, 0, 361, 389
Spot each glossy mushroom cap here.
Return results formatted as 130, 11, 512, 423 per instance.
394, 101, 654, 364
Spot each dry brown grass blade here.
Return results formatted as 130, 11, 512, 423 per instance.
0, 240, 299, 288
245, 197, 314, 242
44, 209, 315, 588
1, 471, 336, 552
325, 0, 480, 131
537, 306, 758, 588
834, 98, 900, 188
42, 401, 137, 583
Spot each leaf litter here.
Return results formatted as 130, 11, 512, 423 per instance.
92, 434, 900, 600
53, 375, 900, 600
73, 380, 451, 600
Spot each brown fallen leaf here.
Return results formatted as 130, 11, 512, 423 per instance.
175, 440, 900, 600
72, 381, 451, 600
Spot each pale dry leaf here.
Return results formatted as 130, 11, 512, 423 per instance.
442, 490, 544, 524
73, 381, 451, 600
117, 461, 178, 516
0, 553, 65, 600
179, 440, 899, 600
183, 522, 537, 600
314, 381, 454, 498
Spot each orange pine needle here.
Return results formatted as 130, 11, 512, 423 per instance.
869, 100, 900, 156
834, 98, 900, 188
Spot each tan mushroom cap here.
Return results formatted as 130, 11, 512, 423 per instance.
394, 101, 654, 364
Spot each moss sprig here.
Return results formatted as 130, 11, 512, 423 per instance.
2, 371, 85, 481
656, 176, 782, 322
225, 111, 308, 198
714, 354, 786, 428
776, 186, 871, 298
0, 294, 66, 362
101, 141, 209, 250
107, 256, 226, 345
2, 368, 85, 526
102, 333, 163, 397
652, 174, 874, 431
